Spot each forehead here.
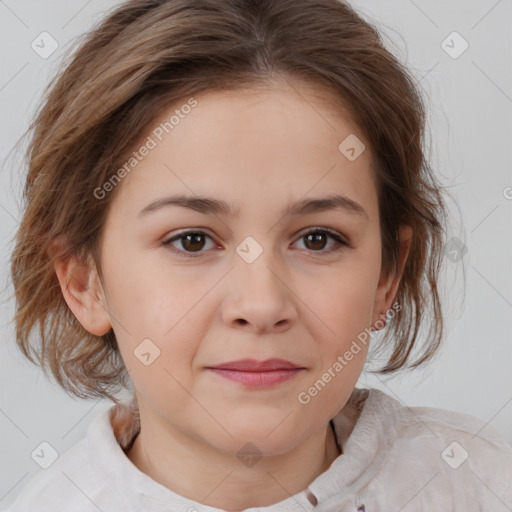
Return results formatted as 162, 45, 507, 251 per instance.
109, 80, 378, 223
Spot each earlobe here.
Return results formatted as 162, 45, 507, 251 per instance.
49, 239, 112, 336
371, 225, 413, 329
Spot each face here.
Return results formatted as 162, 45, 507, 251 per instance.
61, 79, 409, 457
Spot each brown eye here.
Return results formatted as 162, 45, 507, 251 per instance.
162, 227, 349, 259
163, 231, 215, 257
180, 233, 207, 252
304, 231, 329, 251
294, 228, 348, 254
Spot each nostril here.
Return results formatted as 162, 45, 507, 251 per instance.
357, 505, 366, 511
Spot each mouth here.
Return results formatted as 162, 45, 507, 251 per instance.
206, 358, 304, 371
205, 358, 306, 388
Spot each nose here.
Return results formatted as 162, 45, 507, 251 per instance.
221, 251, 298, 335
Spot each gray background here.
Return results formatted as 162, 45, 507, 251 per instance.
1, 0, 511, 508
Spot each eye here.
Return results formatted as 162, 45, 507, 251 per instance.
292, 227, 349, 254
162, 227, 349, 258
163, 230, 217, 257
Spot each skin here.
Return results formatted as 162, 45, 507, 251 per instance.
53, 78, 412, 511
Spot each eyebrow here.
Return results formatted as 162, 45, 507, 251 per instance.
138, 193, 369, 221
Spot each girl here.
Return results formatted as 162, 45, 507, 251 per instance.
5, 0, 512, 510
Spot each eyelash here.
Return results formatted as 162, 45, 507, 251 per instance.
162, 227, 349, 258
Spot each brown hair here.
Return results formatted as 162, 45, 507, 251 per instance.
8, 0, 451, 403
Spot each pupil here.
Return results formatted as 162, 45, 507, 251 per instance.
183, 233, 204, 251
307, 232, 326, 250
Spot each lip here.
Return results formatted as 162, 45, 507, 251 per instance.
205, 358, 304, 371
205, 359, 305, 388
207, 368, 303, 387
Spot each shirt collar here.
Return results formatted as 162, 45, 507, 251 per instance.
86, 387, 396, 511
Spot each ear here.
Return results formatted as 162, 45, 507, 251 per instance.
48, 237, 112, 336
371, 225, 413, 330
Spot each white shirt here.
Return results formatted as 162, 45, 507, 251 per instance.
3, 387, 511, 511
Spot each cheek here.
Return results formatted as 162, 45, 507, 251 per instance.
298, 296, 371, 421
298, 253, 378, 405
115, 309, 200, 413
102, 256, 204, 389
102, 237, 200, 332
295, 340, 367, 427
306, 257, 380, 339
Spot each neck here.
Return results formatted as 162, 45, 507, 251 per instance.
125, 415, 341, 510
